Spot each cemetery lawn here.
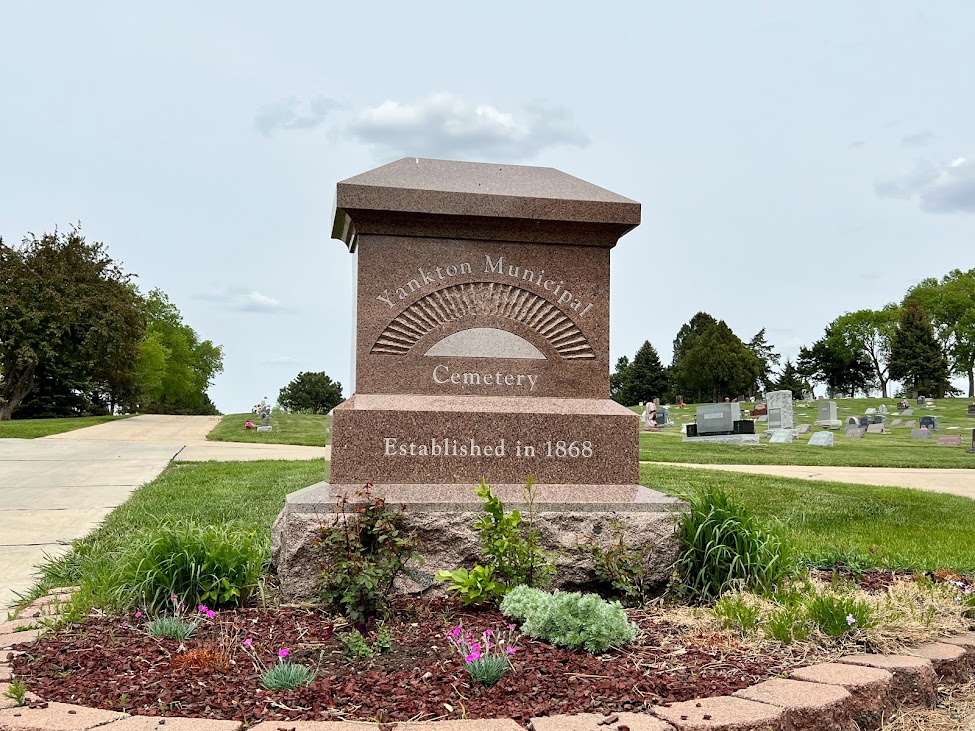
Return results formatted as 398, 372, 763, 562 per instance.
206, 411, 331, 446
0, 414, 133, 439
642, 463, 975, 573
638, 396, 975, 468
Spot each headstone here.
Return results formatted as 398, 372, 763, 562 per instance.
878, 404, 888, 415
808, 431, 834, 447
845, 427, 866, 438
695, 403, 738, 435
751, 404, 768, 417
911, 429, 931, 440
891, 418, 903, 426
769, 430, 796, 443
766, 390, 794, 429
970, 429, 975, 453
657, 406, 672, 427
865, 408, 876, 415
870, 414, 887, 425
866, 424, 885, 434
846, 416, 859, 427
967, 403, 975, 418
257, 425, 273, 433
937, 435, 962, 447
757, 415, 768, 422
917, 396, 926, 406
902, 408, 914, 416
919, 415, 939, 431
904, 420, 916, 428
817, 401, 838, 421
796, 424, 811, 434
270, 157, 685, 600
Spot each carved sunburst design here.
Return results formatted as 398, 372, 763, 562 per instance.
371, 282, 595, 359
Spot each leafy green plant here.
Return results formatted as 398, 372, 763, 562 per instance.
316, 487, 418, 623
435, 565, 504, 605
2, 678, 27, 706
498, 585, 551, 623
583, 519, 656, 607
374, 622, 393, 654
111, 522, 264, 610
501, 587, 636, 653
713, 594, 762, 634
764, 605, 811, 644
339, 630, 374, 659
806, 594, 875, 636
260, 661, 316, 691
473, 479, 555, 590
445, 624, 519, 688
673, 486, 795, 602
145, 616, 197, 640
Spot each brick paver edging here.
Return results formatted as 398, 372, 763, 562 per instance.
3, 593, 974, 731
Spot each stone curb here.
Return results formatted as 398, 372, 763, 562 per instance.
1, 593, 973, 731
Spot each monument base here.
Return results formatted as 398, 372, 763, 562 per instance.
815, 420, 843, 430
681, 434, 760, 445
271, 482, 687, 601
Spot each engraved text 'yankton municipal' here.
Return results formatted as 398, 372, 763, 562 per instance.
376, 254, 594, 317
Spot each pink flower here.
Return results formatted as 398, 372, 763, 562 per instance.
483, 629, 493, 636
243, 638, 253, 647
507, 624, 515, 630
450, 626, 462, 638
206, 610, 215, 619
506, 646, 517, 655
465, 651, 481, 662
170, 595, 178, 602
470, 643, 481, 653
198, 605, 208, 612
134, 611, 142, 618
278, 648, 290, 658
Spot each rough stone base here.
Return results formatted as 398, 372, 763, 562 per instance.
271, 482, 686, 601
815, 419, 843, 430
682, 434, 761, 445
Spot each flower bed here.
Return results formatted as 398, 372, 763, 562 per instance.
11, 597, 820, 726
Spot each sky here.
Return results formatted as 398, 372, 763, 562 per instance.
2, 2, 973, 412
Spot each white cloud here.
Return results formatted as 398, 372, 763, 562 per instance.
255, 95, 338, 137
195, 289, 285, 313
875, 156, 975, 214
347, 92, 589, 160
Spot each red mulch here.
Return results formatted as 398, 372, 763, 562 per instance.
11, 597, 822, 727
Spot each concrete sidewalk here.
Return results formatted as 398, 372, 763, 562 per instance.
0, 439, 182, 609
645, 462, 975, 500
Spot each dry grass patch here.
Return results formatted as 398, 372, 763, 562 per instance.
880, 679, 975, 730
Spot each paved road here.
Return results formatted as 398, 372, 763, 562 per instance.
0, 415, 329, 609
645, 462, 975, 500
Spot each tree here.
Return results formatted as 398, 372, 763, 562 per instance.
669, 312, 719, 399
678, 320, 760, 402
905, 269, 975, 397
828, 307, 899, 398
772, 359, 808, 400
127, 289, 223, 415
278, 372, 344, 414
797, 328, 874, 398
619, 341, 669, 406
888, 299, 954, 398
0, 228, 145, 420
610, 355, 630, 404
746, 328, 781, 391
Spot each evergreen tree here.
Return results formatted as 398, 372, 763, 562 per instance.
610, 355, 630, 405
888, 299, 954, 398
772, 359, 808, 400
620, 341, 669, 406
679, 321, 759, 402
797, 328, 874, 397
670, 312, 718, 398
746, 328, 781, 391
278, 371, 344, 414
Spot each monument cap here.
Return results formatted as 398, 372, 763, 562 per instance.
332, 157, 641, 251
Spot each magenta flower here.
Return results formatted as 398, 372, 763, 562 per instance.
470, 643, 481, 653
170, 595, 178, 602
206, 610, 215, 619
483, 629, 493, 636
450, 626, 462, 638
506, 646, 517, 655
465, 651, 481, 662
278, 648, 290, 659
198, 605, 208, 612
134, 611, 142, 618
243, 638, 253, 647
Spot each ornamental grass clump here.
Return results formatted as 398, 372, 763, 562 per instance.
446, 624, 519, 688
111, 522, 264, 611
500, 585, 636, 653
674, 486, 795, 603
242, 643, 316, 691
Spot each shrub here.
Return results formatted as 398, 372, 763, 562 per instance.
473, 479, 555, 590
145, 616, 197, 641
435, 565, 504, 605
501, 587, 636, 653
499, 585, 551, 623
583, 519, 656, 607
673, 486, 794, 602
316, 488, 418, 622
339, 630, 374, 659
112, 522, 265, 610
261, 662, 316, 691
445, 624, 519, 688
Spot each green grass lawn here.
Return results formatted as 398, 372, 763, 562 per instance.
642, 462, 975, 572
206, 412, 331, 447
0, 414, 134, 439
637, 396, 975, 468
31, 459, 328, 604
